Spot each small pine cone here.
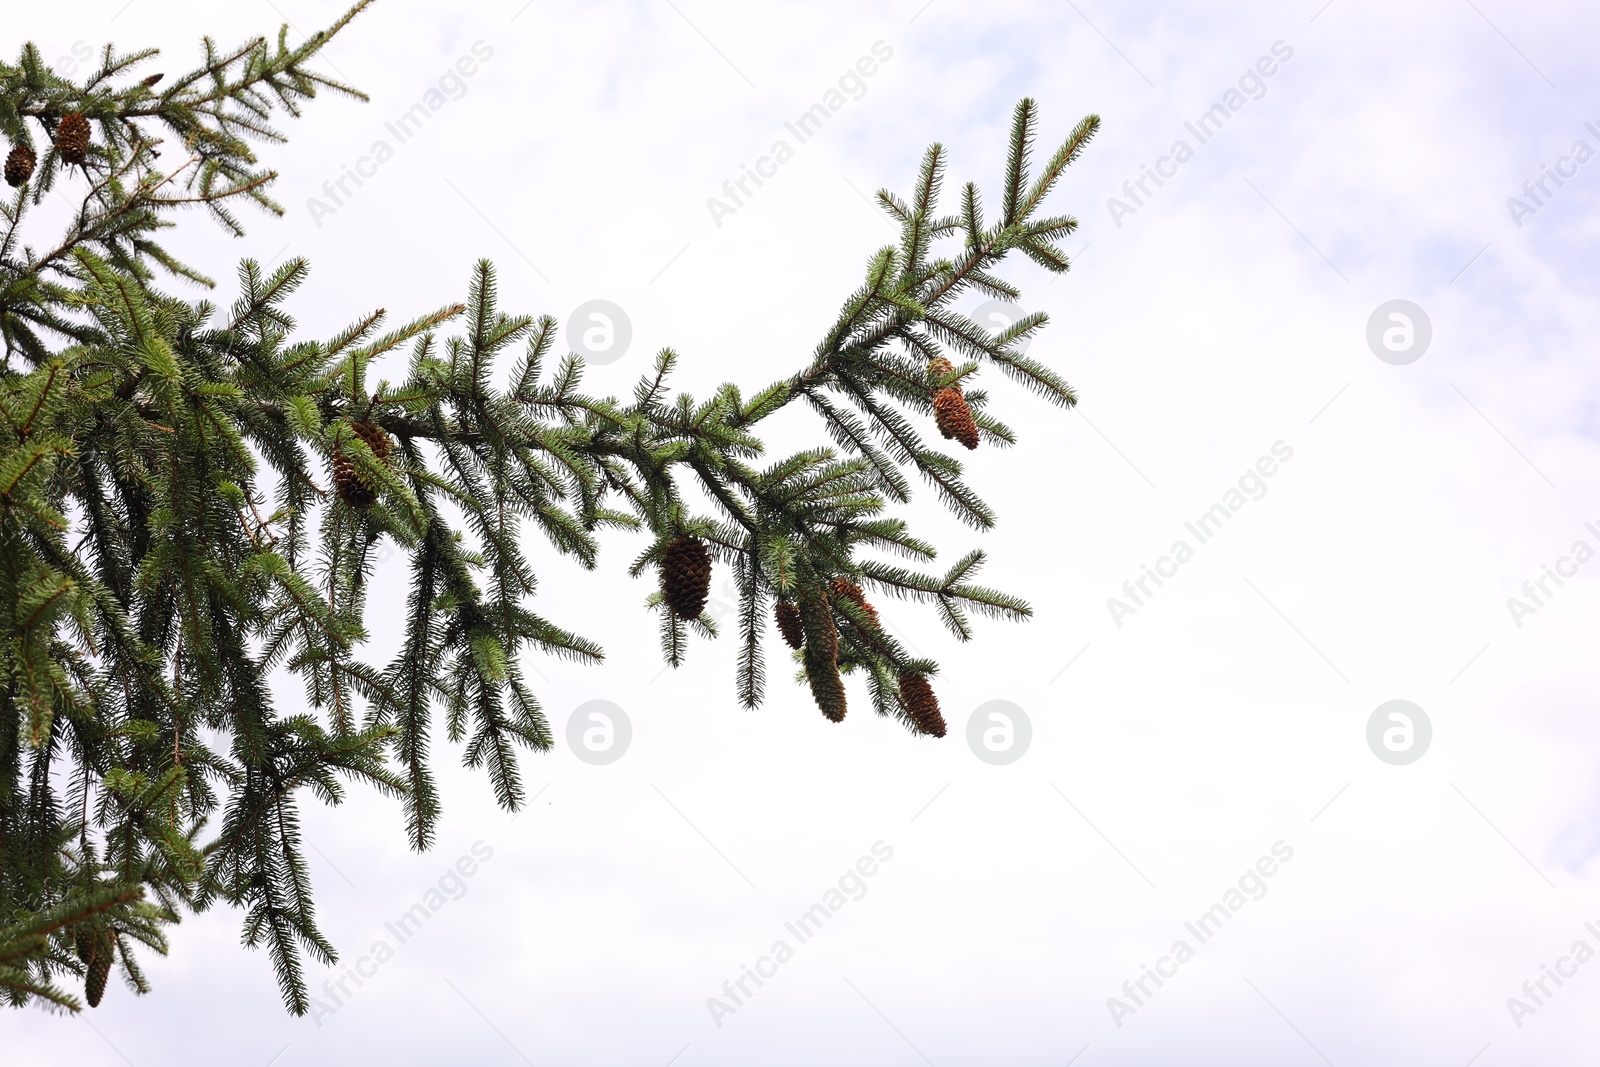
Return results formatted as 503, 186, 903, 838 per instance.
798, 585, 846, 722
932, 387, 979, 450
78, 928, 112, 1008
351, 420, 392, 463
5, 143, 36, 187
829, 577, 879, 628
660, 535, 712, 620
333, 449, 376, 508
927, 357, 956, 390
774, 600, 804, 649
898, 673, 946, 737
333, 423, 391, 508
85, 951, 112, 1008
56, 113, 91, 167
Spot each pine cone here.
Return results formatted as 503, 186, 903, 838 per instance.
85, 952, 111, 1008
927, 357, 956, 389
798, 585, 846, 722
351, 420, 392, 463
898, 672, 946, 737
332, 422, 392, 508
829, 577, 879, 628
78, 927, 112, 1008
56, 113, 91, 167
5, 143, 35, 187
333, 449, 377, 508
933, 387, 979, 450
774, 600, 804, 649
660, 535, 712, 620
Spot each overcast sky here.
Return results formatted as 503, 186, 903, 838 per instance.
7, 0, 1600, 1064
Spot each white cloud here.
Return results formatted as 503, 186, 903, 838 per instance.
7, 0, 1600, 1062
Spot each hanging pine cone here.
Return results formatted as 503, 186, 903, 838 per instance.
78, 929, 112, 1007
927, 356, 956, 388
774, 600, 804, 649
85, 952, 112, 1007
660, 535, 712, 620
798, 585, 846, 722
898, 672, 946, 737
933, 387, 979, 450
56, 113, 91, 167
5, 143, 35, 187
829, 577, 879, 628
332, 448, 377, 508
332, 421, 392, 508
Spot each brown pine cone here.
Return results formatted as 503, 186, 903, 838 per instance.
351, 420, 392, 462
927, 357, 956, 389
774, 600, 804, 649
74, 925, 95, 966
85, 952, 111, 1007
898, 672, 946, 737
56, 113, 91, 167
5, 143, 36, 187
79, 930, 112, 1007
797, 585, 845, 722
661, 535, 712, 619
332, 449, 376, 508
332, 422, 393, 508
933, 387, 979, 450
829, 577, 879, 628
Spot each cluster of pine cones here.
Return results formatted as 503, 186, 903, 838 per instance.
929, 357, 979, 450
4, 113, 92, 187
660, 539, 944, 736
775, 579, 945, 737
332, 421, 393, 509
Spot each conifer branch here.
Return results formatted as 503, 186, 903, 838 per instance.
0, 7, 1099, 1015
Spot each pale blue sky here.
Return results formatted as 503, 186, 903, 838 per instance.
6, 1, 1600, 1064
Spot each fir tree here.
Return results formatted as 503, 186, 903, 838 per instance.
0, 3, 1097, 1014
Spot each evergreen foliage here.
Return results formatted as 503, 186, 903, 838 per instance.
0, 3, 1097, 1014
